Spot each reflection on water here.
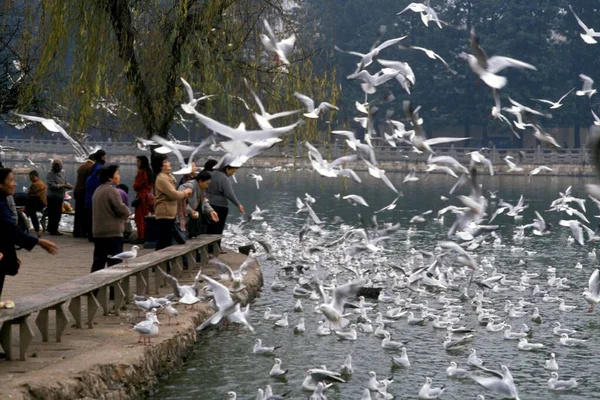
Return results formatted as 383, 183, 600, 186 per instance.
19, 164, 595, 400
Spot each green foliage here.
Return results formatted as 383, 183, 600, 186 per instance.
8, 0, 340, 140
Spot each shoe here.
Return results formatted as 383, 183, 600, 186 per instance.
50, 232, 64, 236
220, 250, 228, 254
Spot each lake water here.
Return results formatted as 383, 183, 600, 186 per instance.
16, 163, 600, 399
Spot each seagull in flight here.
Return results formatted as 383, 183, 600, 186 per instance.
569, 5, 600, 44
532, 88, 575, 109
334, 36, 407, 72
13, 113, 100, 162
260, 19, 296, 65
408, 46, 457, 74
403, 101, 470, 154
294, 92, 339, 119
576, 74, 596, 98
179, 77, 215, 114
461, 28, 536, 89
397, 1, 443, 29
529, 165, 552, 182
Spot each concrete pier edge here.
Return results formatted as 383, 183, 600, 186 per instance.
1, 252, 263, 400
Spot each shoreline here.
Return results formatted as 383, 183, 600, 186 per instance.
0, 248, 263, 400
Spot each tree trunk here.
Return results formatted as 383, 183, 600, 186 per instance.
98, 0, 159, 138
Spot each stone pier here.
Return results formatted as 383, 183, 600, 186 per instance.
0, 235, 263, 400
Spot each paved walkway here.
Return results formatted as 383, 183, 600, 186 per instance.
0, 233, 257, 399
1, 234, 152, 300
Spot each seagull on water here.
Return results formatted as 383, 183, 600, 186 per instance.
548, 372, 578, 391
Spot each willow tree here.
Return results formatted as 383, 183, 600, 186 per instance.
10, 0, 340, 141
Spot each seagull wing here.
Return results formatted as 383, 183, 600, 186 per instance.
373, 36, 407, 52
569, 5, 590, 32
191, 110, 301, 142
331, 280, 364, 312
208, 258, 235, 280
424, 137, 471, 146
330, 154, 358, 168
294, 92, 316, 112
244, 79, 266, 115
238, 255, 256, 276
589, 269, 600, 297
180, 77, 195, 103
305, 142, 325, 164
151, 135, 186, 168
486, 56, 537, 74
201, 274, 234, 310
157, 266, 181, 298
557, 87, 575, 103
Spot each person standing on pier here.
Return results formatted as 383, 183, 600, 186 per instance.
0, 167, 59, 302
206, 156, 245, 253
85, 150, 107, 241
178, 170, 219, 239
73, 153, 96, 238
151, 154, 193, 251
91, 165, 131, 273
132, 155, 153, 243
26, 170, 47, 237
45, 159, 72, 236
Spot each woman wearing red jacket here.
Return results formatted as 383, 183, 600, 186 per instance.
132, 156, 153, 242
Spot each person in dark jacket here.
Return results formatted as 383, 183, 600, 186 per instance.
45, 159, 72, 236
0, 168, 59, 301
85, 151, 107, 241
73, 151, 98, 238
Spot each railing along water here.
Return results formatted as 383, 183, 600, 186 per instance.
0, 235, 221, 361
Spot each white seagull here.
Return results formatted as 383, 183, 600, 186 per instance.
294, 92, 339, 119
576, 74, 596, 98
532, 88, 575, 109
569, 5, 600, 44
583, 269, 600, 312
109, 245, 139, 267
260, 19, 296, 65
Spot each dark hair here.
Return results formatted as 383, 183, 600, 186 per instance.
29, 170, 39, 178
99, 164, 119, 184
0, 168, 12, 184
203, 159, 218, 172
151, 154, 167, 183
137, 155, 153, 182
194, 170, 212, 182
93, 149, 107, 162
117, 183, 129, 194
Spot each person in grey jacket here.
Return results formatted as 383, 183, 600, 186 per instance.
45, 159, 72, 235
178, 171, 219, 238
206, 162, 245, 252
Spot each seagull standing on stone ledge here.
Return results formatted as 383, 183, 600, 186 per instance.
109, 245, 139, 267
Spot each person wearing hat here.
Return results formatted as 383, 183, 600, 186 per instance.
45, 159, 72, 235
206, 155, 245, 253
